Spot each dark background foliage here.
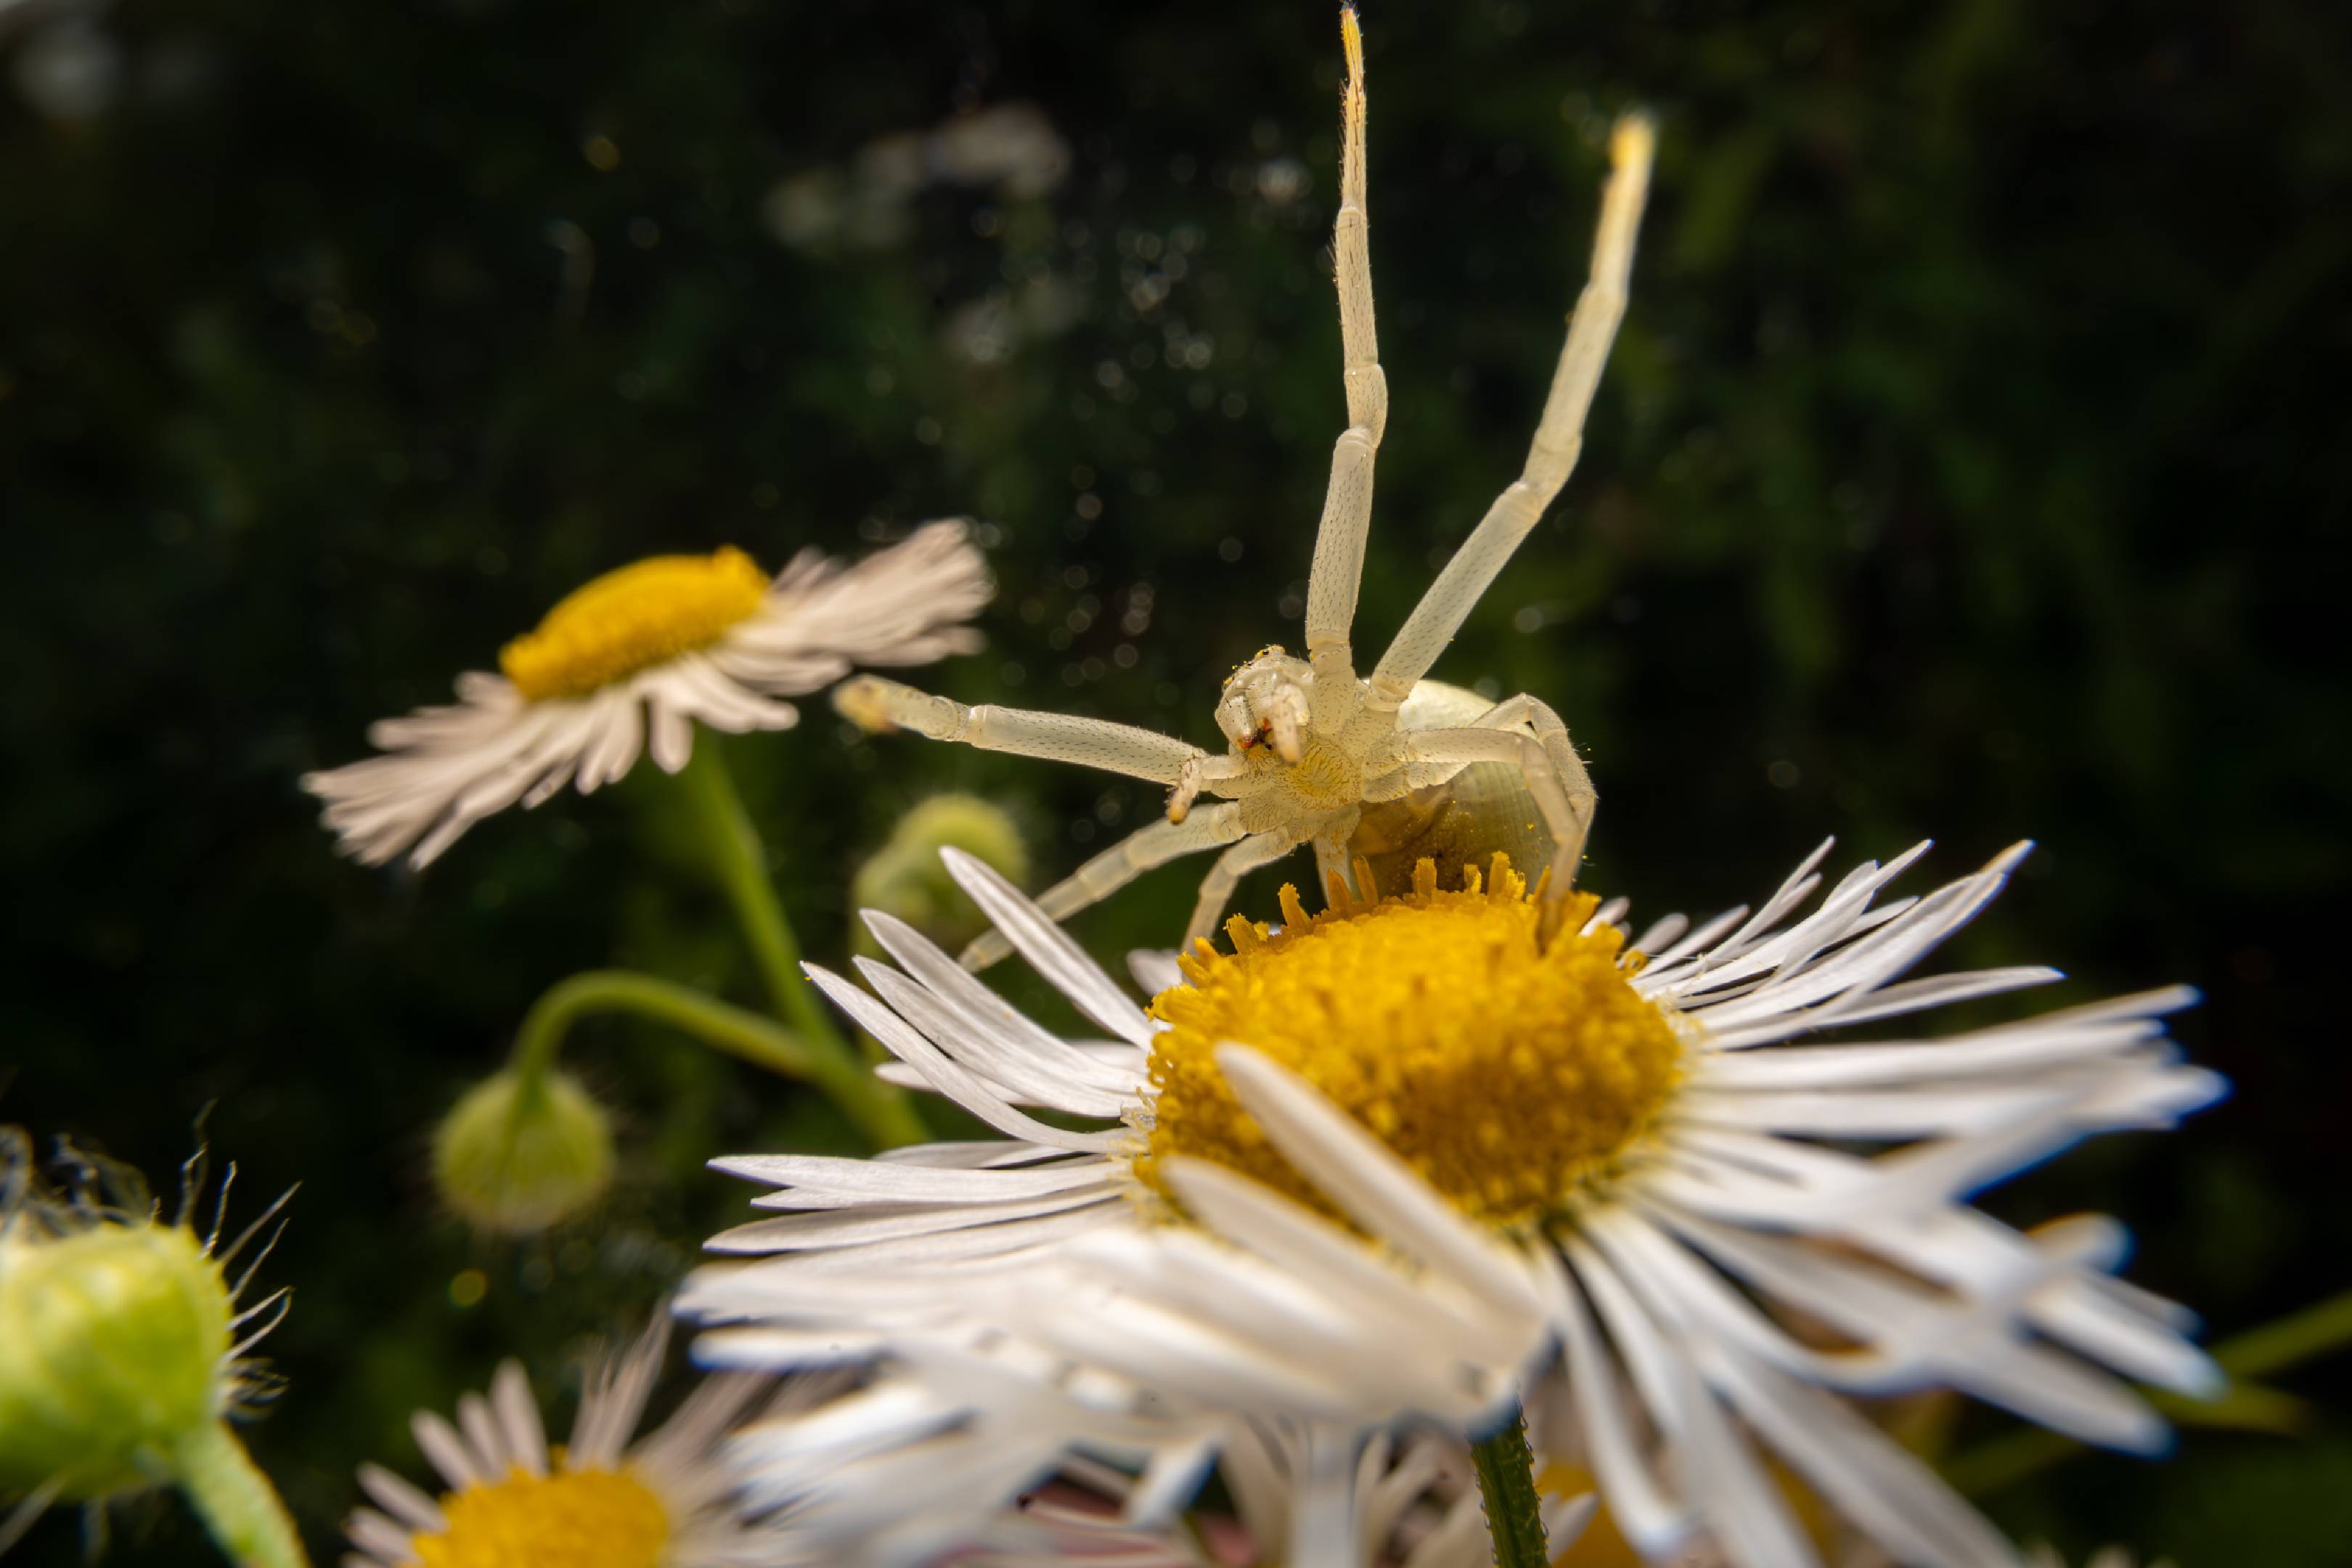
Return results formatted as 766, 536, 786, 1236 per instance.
3, 0, 2345, 1561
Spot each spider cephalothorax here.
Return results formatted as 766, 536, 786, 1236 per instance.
836, 7, 1652, 968
1212, 647, 1314, 763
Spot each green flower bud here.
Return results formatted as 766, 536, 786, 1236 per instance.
432, 1068, 615, 1236
0, 1220, 232, 1500
0, 1130, 306, 1568
850, 794, 1027, 959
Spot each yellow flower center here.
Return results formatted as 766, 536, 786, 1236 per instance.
498, 548, 767, 701
1138, 856, 1686, 1233
410, 1463, 670, 1568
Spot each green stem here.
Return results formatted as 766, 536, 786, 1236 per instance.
671, 742, 924, 1147
511, 969, 819, 1084
2212, 1286, 2352, 1381
1946, 1286, 2352, 1498
673, 740, 836, 1037
1470, 1408, 1549, 1568
170, 1421, 309, 1568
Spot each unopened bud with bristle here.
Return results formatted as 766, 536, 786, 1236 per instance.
850, 794, 1026, 958
0, 1129, 305, 1568
432, 1068, 614, 1236
0, 1220, 232, 1499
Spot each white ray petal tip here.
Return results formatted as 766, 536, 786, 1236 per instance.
939, 844, 1014, 896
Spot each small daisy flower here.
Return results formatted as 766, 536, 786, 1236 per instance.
304, 520, 990, 869
689, 841, 2224, 1568
343, 1318, 772, 1568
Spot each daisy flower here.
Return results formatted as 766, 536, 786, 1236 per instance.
692, 1132, 1557, 1567
343, 1318, 772, 1568
304, 520, 990, 869
689, 840, 2223, 1568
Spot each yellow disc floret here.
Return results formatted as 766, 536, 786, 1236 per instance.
1138, 855, 1686, 1233
499, 547, 768, 702
411, 1464, 670, 1568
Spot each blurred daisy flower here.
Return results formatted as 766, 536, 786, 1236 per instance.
970, 1428, 1596, 1568
687, 841, 2224, 1568
2024, 1550, 2168, 1568
698, 1145, 1557, 1566
304, 520, 989, 869
0, 1128, 301, 1567
344, 1317, 774, 1568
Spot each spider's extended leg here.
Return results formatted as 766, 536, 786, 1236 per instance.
1185, 827, 1314, 952
1379, 726, 1595, 898
1302, 7, 1387, 714
1365, 114, 1655, 709
836, 674, 1202, 785
960, 802, 1249, 971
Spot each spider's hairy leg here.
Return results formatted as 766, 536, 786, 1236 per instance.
1168, 751, 1251, 824
1186, 826, 1315, 951
1384, 724, 1593, 896
1365, 113, 1655, 709
960, 802, 1248, 971
1302, 4, 1387, 713
1466, 690, 1596, 857
835, 674, 1203, 784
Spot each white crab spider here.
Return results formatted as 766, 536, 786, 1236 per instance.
837, 9, 1653, 968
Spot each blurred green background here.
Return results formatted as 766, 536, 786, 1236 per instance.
3, 0, 2346, 1561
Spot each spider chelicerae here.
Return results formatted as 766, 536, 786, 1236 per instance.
838, 7, 1654, 968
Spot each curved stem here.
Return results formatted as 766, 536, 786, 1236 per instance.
672, 740, 838, 1040
170, 1420, 310, 1568
2212, 1286, 2352, 1381
511, 969, 818, 1083
1471, 1408, 1548, 1568
506, 966, 922, 1148
669, 743, 926, 1148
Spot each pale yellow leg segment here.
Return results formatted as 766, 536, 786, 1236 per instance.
959, 804, 1248, 971
1167, 751, 1252, 824
1186, 828, 1313, 952
1304, 6, 1388, 708
1368, 114, 1656, 706
1308, 806, 1363, 901
836, 674, 1204, 785
1391, 726, 1594, 898
1463, 692, 1597, 857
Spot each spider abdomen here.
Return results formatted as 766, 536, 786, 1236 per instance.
1349, 681, 1556, 896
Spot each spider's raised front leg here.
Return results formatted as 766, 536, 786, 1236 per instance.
1186, 826, 1314, 952
960, 801, 1248, 971
1381, 725, 1595, 899
836, 674, 1202, 784
1365, 113, 1655, 710
1302, 7, 1387, 717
